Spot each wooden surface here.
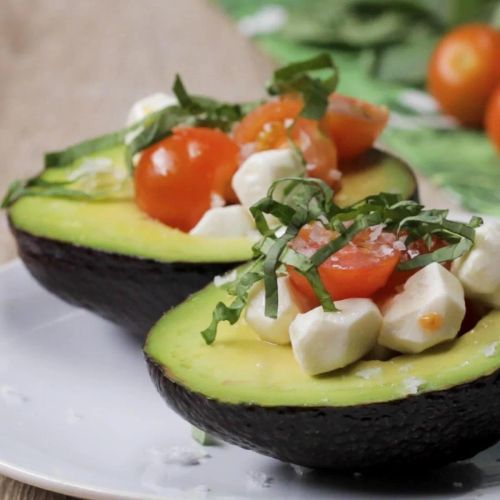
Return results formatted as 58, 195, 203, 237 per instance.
0, 0, 462, 498
0, 0, 273, 264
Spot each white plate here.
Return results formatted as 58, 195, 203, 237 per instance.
2, 260, 500, 499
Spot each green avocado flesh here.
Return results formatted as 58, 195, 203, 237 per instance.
145, 283, 500, 407
9, 146, 416, 263
10, 198, 253, 263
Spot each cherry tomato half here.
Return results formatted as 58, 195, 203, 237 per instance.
486, 85, 500, 152
320, 93, 389, 161
288, 222, 401, 304
286, 118, 339, 187
428, 24, 500, 126
233, 95, 302, 147
233, 96, 339, 187
135, 127, 239, 232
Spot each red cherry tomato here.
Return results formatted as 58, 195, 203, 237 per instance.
286, 118, 339, 187
233, 96, 339, 187
288, 222, 401, 304
135, 127, 239, 232
233, 95, 302, 147
320, 93, 389, 161
428, 24, 500, 126
486, 86, 500, 151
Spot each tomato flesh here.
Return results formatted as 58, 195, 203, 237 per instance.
486, 86, 500, 152
135, 127, 239, 232
428, 24, 500, 126
287, 118, 339, 187
320, 93, 389, 161
288, 223, 401, 304
233, 95, 302, 147
233, 96, 339, 187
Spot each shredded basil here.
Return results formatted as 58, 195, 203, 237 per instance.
3, 53, 340, 207
266, 53, 339, 119
173, 75, 248, 130
44, 130, 127, 169
201, 177, 482, 344
201, 262, 265, 345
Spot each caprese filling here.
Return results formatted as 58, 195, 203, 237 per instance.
128, 56, 388, 236
202, 177, 493, 376
2, 55, 391, 231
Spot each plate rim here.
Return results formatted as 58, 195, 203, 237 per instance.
0, 260, 212, 500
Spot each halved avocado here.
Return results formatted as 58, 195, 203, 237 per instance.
9, 147, 417, 335
145, 283, 500, 470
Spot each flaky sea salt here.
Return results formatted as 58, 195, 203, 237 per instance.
355, 367, 382, 380
150, 445, 210, 466
483, 342, 499, 357
290, 464, 313, 476
403, 376, 424, 395
368, 224, 386, 242
214, 269, 238, 287
246, 470, 273, 489
393, 239, 407, 252
379, 245, 395, 257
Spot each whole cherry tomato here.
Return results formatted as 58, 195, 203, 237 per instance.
135, 127, 239, 232
486, 85, 500, 151
320, 93, 389, 161
428, 24, 500, 126
288, 222, 401, 304
233, 96, 339, 187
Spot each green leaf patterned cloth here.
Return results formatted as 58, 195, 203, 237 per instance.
216, 0, 500, 215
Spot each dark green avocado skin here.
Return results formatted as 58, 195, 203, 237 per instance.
148, 358, 500, 470
11, 224, 239, 336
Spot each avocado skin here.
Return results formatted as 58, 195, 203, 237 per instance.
148, 358, 500, 470
11, 224, 240, 336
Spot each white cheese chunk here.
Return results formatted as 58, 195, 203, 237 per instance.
245, 277, 300, 344
189, 205, 257, 238
380, 263, 465, 353
289, 299, 382, 375
231, 149, 305, 208
126, 93, 177, 126
451, 222, 500, 308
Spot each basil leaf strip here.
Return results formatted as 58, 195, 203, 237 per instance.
267, 53, 339, 120
45, 130, 127, 169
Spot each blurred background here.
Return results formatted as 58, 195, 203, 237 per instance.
218, 0, 500, 213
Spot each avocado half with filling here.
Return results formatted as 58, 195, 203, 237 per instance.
146, 282, 500, 470
8, 147, 416, 336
